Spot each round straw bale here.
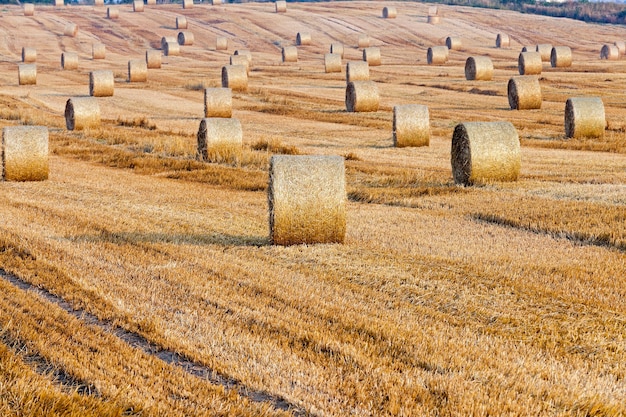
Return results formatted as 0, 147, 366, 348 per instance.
382, 6, 397, 18
176, 16, 188, 30
614, 41, 626, 55
107, 7, 119, 18
362, 47, 381, 66
128, 59, 147, 82
345, 81, 379, 112
330, 42, 344, 58
451, 121, 520, 186
508, 76, 541, 110
23, 3, 34, 16
234, 49, 252, 63
324, 53, 342, 73
535, 44, 552, 62
518, 51, 542, 75
94, 0, 104, 5
393, 104, 430, 147
183, 0, 193, 9
358, 34, 370, 48
2, 126, 48, 182
427, 15, 440, 24
212, 0, 222, 4
282, 46, 298, 63
89, 70, 114, 97
64, 23, 78, 37
164, 41, 180, 56
146, 49, 162, 69
61, 52, 78, 70
268, 155, 346, 246
564, 97, 605, 139
496, 33, 510, 48
146, 0, 156, 5
428, 6, 439, 16
550, 46, 572, 68
296, 32, 311, 46
18, 64, 36, 86
161, 36, 176, 50
600, 44, 619, 60
216, 37, 228, 51
446, 37, 462, 50
64, 97, 100, 131
275, 0, 286, 13
196, 118, 242, 163
54, 0, 64, 6
221, 65, 247, 92
346, 61, 369, 82
427, 46, 448, 65
178, 31, 194, 46
92, 43, 105, 60
132, 0, 144, 12
465, 56, 493, 80
230, 54, 249, 74
204, 88, 232, 118
22, 47, 36, 63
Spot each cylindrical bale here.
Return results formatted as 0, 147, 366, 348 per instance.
358, 34, 370, 48
128, 59, 147, 82
451, 121, 520, 186
296, 32, 311, 46
64, 97, 101, 131
216, 37, 228, 51
275, 0, 286, 13
268, 155, 346, 246
393, 104, 430, 147
427, 15, 440, 24
446, 36, 462, 50
22, 47, 36, 63
146, 49, 162, 69
282, 46, 298, 63
178, 31, 194, 46
196, 118, 242, 162
496, 33, 510, 48
330, 42, 344, 58
508, 76, 541, 110
64, 23, 78, 37
518, 51, 542, 75
92, 43, 105, 60
164, 42, 180, 56
382, 6, 397, 18
345, 81, 379, 112
176, 16, 188, 29
550, 46, 572, 68
346, 61, 369, 82
465, 56, 493, 80
564, 97, 605, 139
204, 87, 232, 118
230, 54, 249, 74
94, 0, 104, 5
61, 52, 78, 70
324, 53, 342, 73
89, 70, 114, 97
535, 44, 552, 62
234, 49, 252, 63
600, 44, 619, 60
362, 47, 381, 66
427, 46, 448, 65
23, 3, 34, 16
18, 64, 36, 86
107, 7, 119, 19
146, 0, 156, 5
2, 126, 48, 182
212, 0, 222, 4
54, 0, 63, 6
614, 41, 626, 55
132, 0, 144, 12
221, 65, 248, 92
161, 36, 176, 50
183, 0, 193, 9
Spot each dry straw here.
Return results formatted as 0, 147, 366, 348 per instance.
22, 47, 36, 63
324, 53, 342, 73
521, 46, 533, 52
363, 47, 381, 66
196, 118, 242, 163
600, 44, 619, 60
296, 32, 311, 46
446, 36, 462, 50
216, 37, 228, 50
465, 56, 493, 80
161, 36, 176, 50
164, 42, 180, 56
330, 42, 344, 58
282, 46, 298, 62
382, 6, 397, 18
393, 104, 430, 147
133, 0, 144, 12
614, 41, 626, 55
234, 49, 252, 63
146, 49, 162, 69
550, 46, 572, 68
183, 0, 193, 9
18, 64, 36, 85
64, 97, 101, 130
2, 126, 48, 182
61, 52, 78, 70
64, 23, 78, 37
54, 0, 63, 6
345, 81, 379, 112
535, 44, 552, 62
92, 43, 105, 60
230, 54, 249, 74
275, 0, 286, 13
451, 121, 520, 186
427, 15, 441, 24
176, 16, 188, 30
268, 155, 346, 246
222, 65, 248, 92
146, 0, 155, 5
496, 33, 510, 48
346, 61, 369, 82
508, 76, 541, 110
204, 88, 232, 118
518, 51, 542, 75
212, 0, 222, 4
107, 7, 119, 18
89, 70, 114, 97
23, 3, 34, 16
358, 34, 370, 48
428, 5, 439, 16
427, 46, 448, 65
564, 97, 605, 139
94, 0, 104, 5
178, 31, 194, 46
128, 59, 148, 82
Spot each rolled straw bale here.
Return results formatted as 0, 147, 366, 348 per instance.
128, 59, 148, 82
428, 6, 439, 16
164, 41, 180, 56
296, 32, 311, 46
600, 44, 619, 60
393, 104, 430, 147
92, 43, 105, 60
518, 51, 542, 75
212, 0, 222, 4
22, 47, 36, 63
146, 49, 162, 69
382, 6, 397, 18
427, 15, 440, 24
275, 0, 286, 13
23, 3, 34, 16
564, 97, 605, 139
465, 56, 493, 80
2, 126, 48, 182
346, 61, 369, 82
427, 46, 448, 65
204, 88, 232, 118
94, 0, 104, 5
18, 64, 36, 85
330, 42, 344, 58
89, 70, 114, 97
324, 53, 342, 73
230, 54, 249, 74
183, 0, 193, 9
196, 118, 242, 162
61, 52, 78, 70
216, 37, 228, 50
54, 0, 63, 6
268, 155, 346, 245
345, 81, 379, 112
64, 97, 100, 130
178, 31, 194, 46
451, 121, 520, 186
550, 46, 572, 68
282, 46, 298, 62
508, 76, 541, 110
535, 44, 552, 62
176, 16, 188, 30
146, 0, 156, 5
614, 41, 626, 55
234, 49, 252, 63
362, 47, 381, 66
358, 34, 370, 48
496, 33, 510, 48
64, 23, 78, 37
161, 36, 176, 50
221, 65, 247, 92
107, 7, 119, 19
446, 37, 462, 50
132, 0, 144, 12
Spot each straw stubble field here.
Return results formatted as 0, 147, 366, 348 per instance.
0, 1, 625, 416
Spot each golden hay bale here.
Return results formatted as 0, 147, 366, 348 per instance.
428, 5, 439, 16
230, 54, 249, 74
54, 0, 64, 6
451, 121, 520, 186
178, 31, 194, 46
21, 47, 36, 63
600, 44, 619, 60
268, 155, 346, 246
23, 3, 34, 16
358, 34, 370, 48
161, 36, 176, 50
508, 76, 541, 110
346, 61, 369, 82
362, 47, 381, 66
107, 7, 119, 19
61, 52, 78, 70
146, 0, 156, 5
221, 65, 248, 92
427, 46, 448, 65
89, 70, 114, 97
446, 36, 462, 50
216, 37, 228, 51
382, 6, 397, 18
64, 23, 78, 37
183, 0, 193, 9
296, 32, 311, 46
465, 56, 493, 80
18, 64, 36, 86
146, 49, 162, 69
495, 33, 510, 48
275, 0, 286, 13
614, 41, 626, 55
282, 46, 298, 62
2, 126, 48, 182
196, 118, 242, 163
204, 88, 232, 118
550, 46, 572, 68
132, 0, 144, 12
212, 0, 222, 4
164, 41, 180, 56
176, 16, 188, 30
330, 42, 344, 58
324, 53, 342, 73
345, 81, 379, 112
92, 43, 106, 60
64, 97, 101, 131
518, 51, 542, 75
564, 97, 605, 139
234, 49, 252, 63
128, 59, 148, 82
535, 44, 552, 62
393, 104, 430, 147
427, 15, 440, 24
94, 0, 104, 5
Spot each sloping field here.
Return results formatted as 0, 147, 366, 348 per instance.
0, 1, 625, 416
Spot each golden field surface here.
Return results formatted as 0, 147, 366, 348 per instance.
0, 1, 626, 415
